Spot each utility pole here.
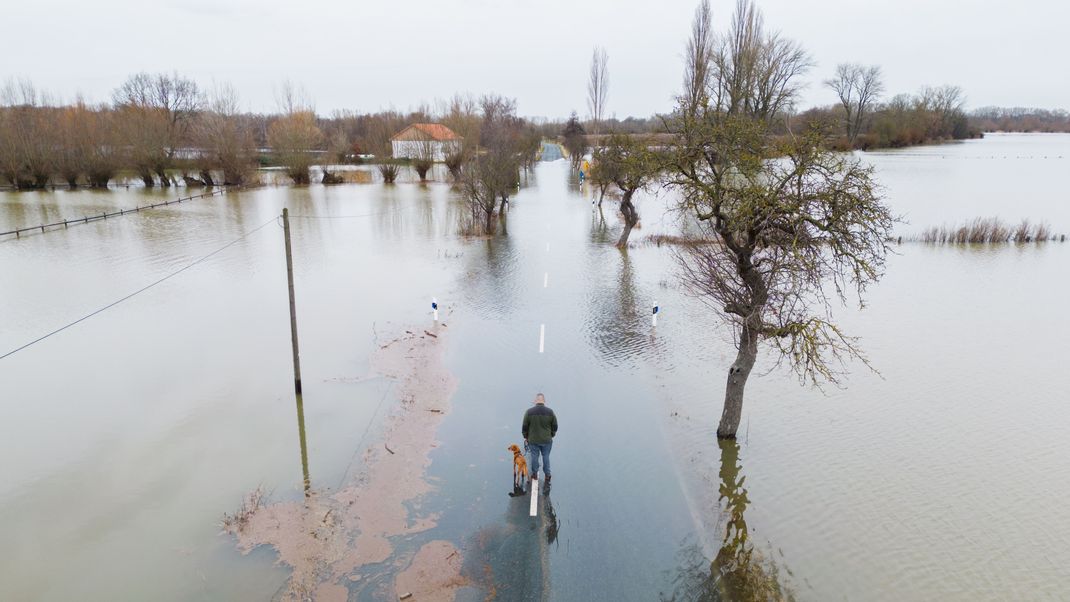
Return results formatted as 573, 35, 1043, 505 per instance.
282, 208, 302, 394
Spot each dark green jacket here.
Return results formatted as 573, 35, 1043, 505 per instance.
522, 404, 558, 444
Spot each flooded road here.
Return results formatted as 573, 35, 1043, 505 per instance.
1, 134, 1069, 600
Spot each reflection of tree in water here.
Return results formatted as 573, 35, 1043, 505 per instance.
662, 439, 794, 602
585, 251, 652, 367
589, 202, 613, 244
460, 235, 520, 319
544, 494, 561, 547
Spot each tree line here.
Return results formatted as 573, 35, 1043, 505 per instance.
969, 107, 1070, 133
0, 75, 549, 190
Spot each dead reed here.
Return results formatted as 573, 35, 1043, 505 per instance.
221, 486, 264, 533
916, 218, 1062, 244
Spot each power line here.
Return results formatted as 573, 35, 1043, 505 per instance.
1, 205, 421, 362
0, 216, 278, 361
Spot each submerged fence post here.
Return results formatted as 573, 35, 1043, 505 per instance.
283, 208, 303, 394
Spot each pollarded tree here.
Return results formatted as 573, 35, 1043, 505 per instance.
589, 134, 661, 247
196, 83, 255, 186
441, 94, 481, 180
669, 0, 896, 439
412, 136, 436, 181
268, 82, 322, 185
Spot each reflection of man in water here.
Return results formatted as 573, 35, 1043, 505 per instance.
522, 393, 558, 484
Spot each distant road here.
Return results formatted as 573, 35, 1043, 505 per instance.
539, 141, 564, 161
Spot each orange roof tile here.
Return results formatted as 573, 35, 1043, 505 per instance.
391, 123, 461, 142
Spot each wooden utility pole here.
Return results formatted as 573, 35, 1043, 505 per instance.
282, 208, 302, 394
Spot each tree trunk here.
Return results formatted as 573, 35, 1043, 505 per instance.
156, 168, 171, 187
484, 206, 496, 235
200, 170, 215, 187
717, 322, 758, 438
616, 190, 638, 248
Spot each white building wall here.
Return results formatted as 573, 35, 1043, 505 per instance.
390, 140, 458, 161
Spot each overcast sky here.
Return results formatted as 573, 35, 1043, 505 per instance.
4, 0, 1068, 118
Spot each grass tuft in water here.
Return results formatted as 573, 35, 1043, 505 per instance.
916, 218, 1061, 244
221, 486, 264, 533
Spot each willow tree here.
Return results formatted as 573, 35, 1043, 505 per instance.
196, 83, 255, 186
113, 72, 201, 187
669, 0, 895, 438
268, 82, 322, 185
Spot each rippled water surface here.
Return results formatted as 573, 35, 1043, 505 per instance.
1, 133, 1068, 600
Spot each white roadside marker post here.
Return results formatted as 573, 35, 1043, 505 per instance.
530, 477, 539, 516
652, 301, 659, 327
539, 324, 545, 353
432, 297, 439, 322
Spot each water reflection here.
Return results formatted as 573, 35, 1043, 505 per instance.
584, 250, 658, 367
294, 393, 311, 496
662, 440, 793, 601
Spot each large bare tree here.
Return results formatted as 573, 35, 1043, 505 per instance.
113, 72, 202, 186
459, 94, 523, 234
587, 46, 609, 136
669, 0, 895, 439
825, 63, 884, 145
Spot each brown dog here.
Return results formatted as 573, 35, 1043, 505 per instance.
507, 444, 529, 488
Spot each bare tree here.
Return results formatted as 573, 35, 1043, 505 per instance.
587, 46, 609, 136
412, 135, 436, 181
113, 72, 202, 186
440, 94, 481, 180
707, 0, 810, 122
364, 110, 405, 183
825, 63, 884, 145
196, 83, 255, 186
459, 94, 523, 234
682, 0, 714, 118
669, 0, 896, 439
0, 80, 56, 189
268, 82, 322, 185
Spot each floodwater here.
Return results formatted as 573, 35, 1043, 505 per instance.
1, 133, 1068, 600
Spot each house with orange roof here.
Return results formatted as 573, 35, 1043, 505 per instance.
390, 123, 462, 162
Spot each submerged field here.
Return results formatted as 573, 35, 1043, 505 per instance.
1, 133, 1068, 600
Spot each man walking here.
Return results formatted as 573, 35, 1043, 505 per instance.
522, 393, 558, 484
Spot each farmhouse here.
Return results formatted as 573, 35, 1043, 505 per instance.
390, 124, 462, 161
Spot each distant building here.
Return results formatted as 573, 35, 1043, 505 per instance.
390, 124, 462, 161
